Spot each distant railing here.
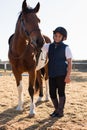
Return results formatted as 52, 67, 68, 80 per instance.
0, 63, 11, 72
0, 61, 87, 72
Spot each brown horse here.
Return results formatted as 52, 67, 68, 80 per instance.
8, 0, 51, 116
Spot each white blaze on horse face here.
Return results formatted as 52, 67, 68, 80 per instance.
32, 52, 36, 61
45, 79, 50, 101
16, 80, 23, 111
26, 40, 29, 45
30, 98, 35, 115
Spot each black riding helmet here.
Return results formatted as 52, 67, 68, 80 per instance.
53, 27, 67, 40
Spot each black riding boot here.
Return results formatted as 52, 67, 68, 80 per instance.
50, 98, 58, 117
57, 96, 66, 117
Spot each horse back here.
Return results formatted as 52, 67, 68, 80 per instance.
43, 35, 51, 43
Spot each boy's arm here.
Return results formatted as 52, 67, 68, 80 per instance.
65, 58, 72, 83
65, 46, 72, 83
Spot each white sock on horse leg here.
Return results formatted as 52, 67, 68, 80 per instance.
45, 79, 50, 101
16, 80, 23, 111
36, 96, 43, 102
30, 98, 35, 115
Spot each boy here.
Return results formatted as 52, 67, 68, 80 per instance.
42, 27, 72, 117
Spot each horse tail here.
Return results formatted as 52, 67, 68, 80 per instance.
8, 34, 14, 45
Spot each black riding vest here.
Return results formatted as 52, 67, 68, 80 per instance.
48, 42, 68, 77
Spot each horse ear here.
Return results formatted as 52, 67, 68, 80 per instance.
22, 0, 27, 11
33, 2, 40, 13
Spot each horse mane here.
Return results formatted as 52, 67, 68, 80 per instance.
8, 34, 14, 45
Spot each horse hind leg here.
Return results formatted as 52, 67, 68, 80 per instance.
44, 65, 50, 101
45, 79, 50, 101
36, 70, 44, 102
12, 67, 23, 111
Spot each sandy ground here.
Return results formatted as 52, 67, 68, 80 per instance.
0, 70, 87, 130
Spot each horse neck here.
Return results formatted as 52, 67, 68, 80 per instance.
12, 32, 27, 55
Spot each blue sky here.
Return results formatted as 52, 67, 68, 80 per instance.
0, 0, 87, 61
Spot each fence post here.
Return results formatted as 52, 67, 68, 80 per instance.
4, 63, 7, 72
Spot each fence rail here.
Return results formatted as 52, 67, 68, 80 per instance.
0, 63, 11, 71
0, 62, 87, 72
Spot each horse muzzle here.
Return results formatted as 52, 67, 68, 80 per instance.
31, 37, 45, 49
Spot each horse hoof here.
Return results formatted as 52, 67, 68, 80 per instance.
16, 106, 23, 111
45, 97, 50, 101
29, 113, 35, 118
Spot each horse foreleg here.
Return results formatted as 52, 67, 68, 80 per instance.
17, 80, 24, 111
28, 71, 36, 116
12, 67, 23, 111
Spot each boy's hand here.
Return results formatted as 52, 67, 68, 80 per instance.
64, 76, 71, 83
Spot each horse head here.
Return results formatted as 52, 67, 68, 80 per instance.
19, 0, 44, 49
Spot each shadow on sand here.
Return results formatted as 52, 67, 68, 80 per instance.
0, 100, 30, 126
25, 117, 58, 130
0, 100, 60, 130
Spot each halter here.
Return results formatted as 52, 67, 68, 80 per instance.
20, 18, 42, 63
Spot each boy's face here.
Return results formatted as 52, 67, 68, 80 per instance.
53, 32, 63, 43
